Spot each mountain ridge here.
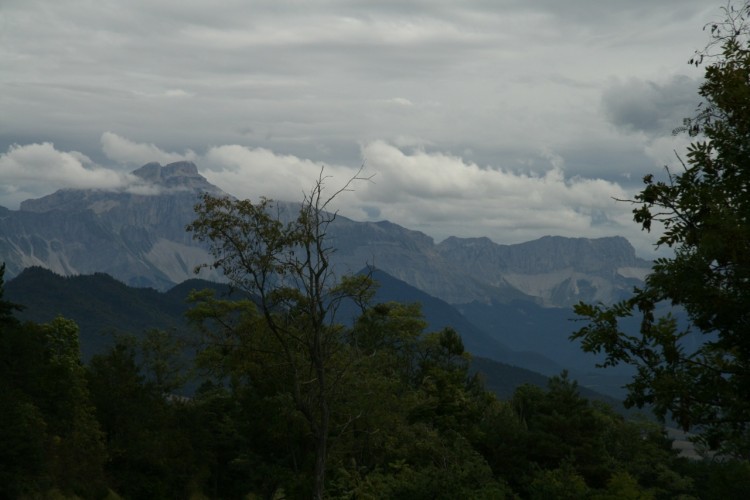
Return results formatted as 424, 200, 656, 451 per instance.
0, 160, 652, 307
5, 266, 622, 406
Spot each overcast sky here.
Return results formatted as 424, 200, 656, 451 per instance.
0, 0, 723, 256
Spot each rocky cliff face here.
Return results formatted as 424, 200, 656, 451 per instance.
0, 161, 652, 305
431, 235, 651, 306
0, 161, 224, 289
329, 226, 650, 307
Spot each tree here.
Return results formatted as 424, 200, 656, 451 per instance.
87, 335, 200, 498
572, 2, 750, 457
324, 304, 510, 499
0, 263, 22, 326
188, 168, 375, 499
0, 305, 108, 496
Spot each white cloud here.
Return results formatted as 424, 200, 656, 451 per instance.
385, 97, 415, 106
101, 132, 197, 166
1, 0, 715, 188
0, 142, 129, 208
190, 138, 656, 254
164, 88, 194, 98
201, 144, 356, 203
0, 134, 662, 256
643, 134, 694, 170
353, 141, 635, 245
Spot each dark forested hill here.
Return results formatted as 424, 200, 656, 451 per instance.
366, 268, 567, 376
5, 267, 237, 359
5, 267, 621, 404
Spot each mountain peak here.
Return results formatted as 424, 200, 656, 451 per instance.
19, 161, 221, 213
132, 161, 200, 180
131, 161, 207, 190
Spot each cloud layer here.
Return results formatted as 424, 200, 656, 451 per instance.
1, 1, 725, 256
0, 142, 128, 208
2, 1, 716, 178
101, 132, 197, 166
0, 133, 660, 256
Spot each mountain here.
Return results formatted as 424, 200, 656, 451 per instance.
6, 266, 633, 399
328, 226, 650, 307
0, 161, 224, 289
4, 266, 221, 360
433, 235, 650, 306
0, 160, 651, 307
365, 268, 566, 376
5, 265, 560, 373
468, 357, 624, 409
0, 160, 654, 398
456, 298, 636, 398
5, 267, 623, 405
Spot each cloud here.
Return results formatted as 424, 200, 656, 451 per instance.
101, 132, 197, 166
2, 0, 717, 258
191, 138, 652, 253
601, 75, 702, 136
384, 97, 415, 106
163, 89, 194, 98
353, 141, 636, 246
200, 144, 355, 203
1, 0, 714, 189
140, 135, 636, 240
0, 142, 128, 208
0, 134, 661, 256
642, 133, 695, 170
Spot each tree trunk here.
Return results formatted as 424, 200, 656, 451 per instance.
313, 412, 328, 500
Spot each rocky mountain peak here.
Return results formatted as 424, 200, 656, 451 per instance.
19, 161, 220, 214
131, 161, 212, 191
132, 160, 200, 181
131, 162, 163, 182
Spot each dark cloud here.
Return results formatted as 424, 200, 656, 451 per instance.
601, 75, 702, 135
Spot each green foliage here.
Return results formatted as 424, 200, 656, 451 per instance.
0, 396, 47, 497
140, 328, 189, 394
0, 262, 23, 325
590, 471, 654, 500
0, 281, 107, 499
4, 260, 748, 498
573, 2, 750, 458
188, 170, 379, 498
677, 458, 750, 499
324, 305, 510, 499
527, 460, 590, 500
86, 333, 202, 499
186, 285, 516, 498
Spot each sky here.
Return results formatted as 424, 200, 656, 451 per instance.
0, 0, 724, 257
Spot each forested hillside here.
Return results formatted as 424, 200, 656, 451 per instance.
5, 4, 750, 495
6, 265, 624, 405
4, 263, 749, 499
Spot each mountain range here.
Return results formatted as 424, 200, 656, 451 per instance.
5, 265, 624, 408
0, 161, 658, 399
0, 161, 651, 308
